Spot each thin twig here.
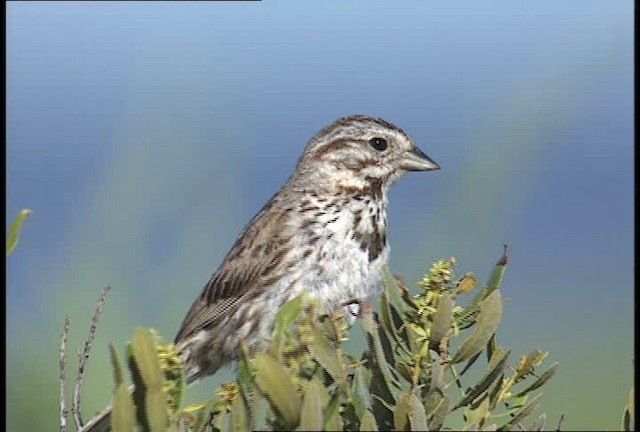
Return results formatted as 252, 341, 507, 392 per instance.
72, 285, 112, 430
556, 413, 565, 431
59, 315, 70, 432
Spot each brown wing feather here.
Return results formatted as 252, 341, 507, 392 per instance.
174, 193, 293, 344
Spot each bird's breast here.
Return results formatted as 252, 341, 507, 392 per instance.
280, 195, 389, 310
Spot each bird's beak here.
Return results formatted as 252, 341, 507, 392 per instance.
400, 146, 440, 171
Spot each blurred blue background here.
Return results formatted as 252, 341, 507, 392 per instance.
6, 2, 633, 430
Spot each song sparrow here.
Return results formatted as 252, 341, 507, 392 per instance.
81, 115, 438, 432
174, 114, 439, 383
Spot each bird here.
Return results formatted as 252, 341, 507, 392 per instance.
79, 115, 438, 432
173, 114, 440, 384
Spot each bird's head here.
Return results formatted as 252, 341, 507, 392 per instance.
293, 115, 439, 194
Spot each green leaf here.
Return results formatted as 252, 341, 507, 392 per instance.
126, 342, 147, 429
394, 360, 414, 384
381, 267, 417, 357
360, 409, 378, 431
273, 294, 304, 337
380, 289, 411, 358
452, 349, 510, 410
429, 293, 454, 352
323, 392, 342, 431
229, 392, 249, 432
351, 366, 372, 418
486, 334, 499, 363
425, 391, 449, 431
361, 307, 400, 403
408, 392, 428, 431
381, 268, 411, 325
394, 392, 413, 431
456, 273, 478, 294
254, 351, 301, 429
145, 390, 169, 432
131, 328, 164, 389
112, 383, 136, 432
452, 290, 503, 364
298, 379, 324, 431
425, 350, 445, 397
109, 343, 124, 387
236, 351, 257, 430
307, 321, 346, 389
394, 391, 427, 431
513, 349, 547, 382
513, 362, 558, 398
497, 392, 543, 431
6, 209, 32, 256
487, 373, 506, 410
189, 396, 224, 432
464, 397, 490, 430
458, 249, 508, 329
381, 266, 403, 304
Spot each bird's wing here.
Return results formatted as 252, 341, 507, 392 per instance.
174, 194, 294, 344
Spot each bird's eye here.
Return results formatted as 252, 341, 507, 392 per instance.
369, 137, 388, 151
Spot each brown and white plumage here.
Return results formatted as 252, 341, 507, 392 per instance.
174, 115, 439, 383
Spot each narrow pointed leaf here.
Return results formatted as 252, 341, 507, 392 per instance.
488, 374, 506, 410
486, 334, 500, 364
274, 294, 304, 336
360, 409, 378, 431
469, 247, 509, 309
452, 290, 503, 364
189, 397, 224, 432
361, 307, 400, 402
497, 393, 543, 431
456, 273, 478, 294
408, 392, 428, 431
458, 352, 482, 378
298, 379, 324, 430
380, 290, 411, 358
459, 249, 508, 329
323, 392, 342, 431
229, 392, 249, 432
109, 343, 124, 387
452, 349, 510, 410
254, 352, 301, 428
307, 322, 345, 388
428, 350, 445, 393
131, 328, 164, 388
394, 392, 412, 431
425, 392, 449, 431
381, 266, 407, 311
464, 397, 490, 429
351, 366, 372, 418
146, 390, 169, 432
429, 293, 454, 352
513, 362, 558, 398
513, 349, 547, 382
6, 209, 32, 256
112, 383, 136, 432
